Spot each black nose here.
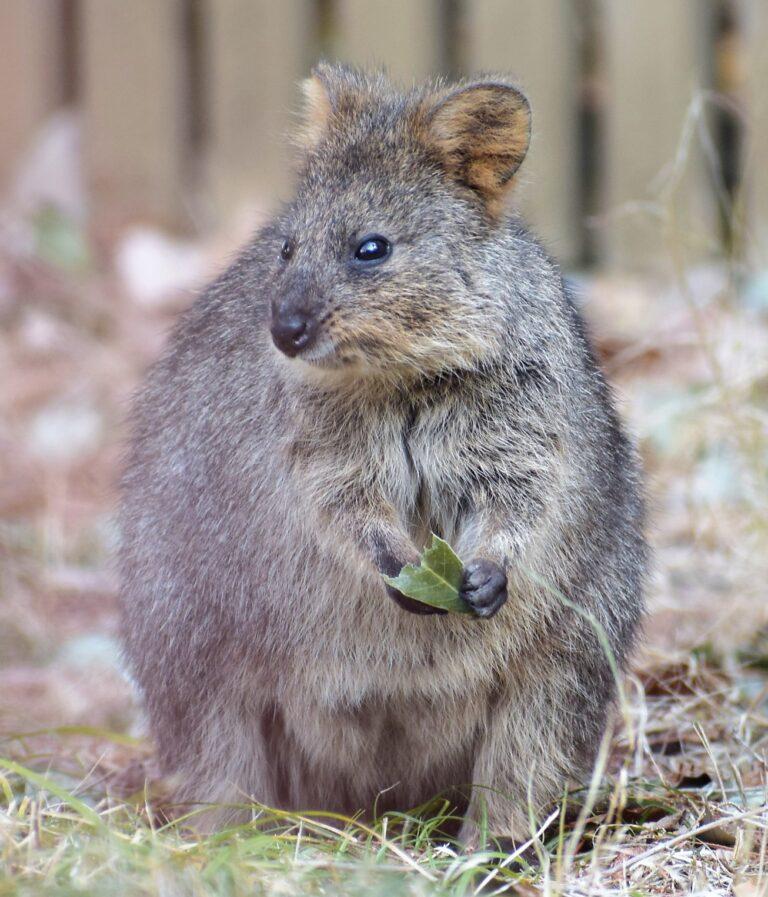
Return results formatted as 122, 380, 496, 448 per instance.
270, 307, 317, 357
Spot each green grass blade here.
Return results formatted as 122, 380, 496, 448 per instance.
0, 757, 104, 828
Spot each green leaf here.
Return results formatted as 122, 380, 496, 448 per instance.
383, 534, 471, 614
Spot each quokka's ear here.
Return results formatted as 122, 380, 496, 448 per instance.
298, 64, 334, 149
424, 82, 531, 215
298, 61, 376, 150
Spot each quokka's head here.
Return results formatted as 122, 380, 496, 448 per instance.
265, 63, 531, 383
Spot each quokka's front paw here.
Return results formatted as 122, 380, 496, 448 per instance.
461, 559, 507, 618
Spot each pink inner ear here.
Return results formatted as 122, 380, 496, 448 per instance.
299, 75, 333, 149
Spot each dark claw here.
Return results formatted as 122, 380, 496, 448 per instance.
386, 585, 448, 615
460, 559, 507, 618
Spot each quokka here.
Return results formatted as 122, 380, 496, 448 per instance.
119, 63, 647, 846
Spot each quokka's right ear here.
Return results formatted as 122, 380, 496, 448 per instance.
297, 61, 372, 150
422, 81, 531, 217
298, 65, 334, 149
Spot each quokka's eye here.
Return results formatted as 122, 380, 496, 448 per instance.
353, 235, 391, 264
280, 239, 294, 261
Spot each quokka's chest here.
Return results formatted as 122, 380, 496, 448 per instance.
292, 399, 481, 540
375, 409, 476, 545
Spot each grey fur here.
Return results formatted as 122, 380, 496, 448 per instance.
119, 65, 647, 842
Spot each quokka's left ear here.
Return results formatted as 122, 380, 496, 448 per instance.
423, 81, 531, 216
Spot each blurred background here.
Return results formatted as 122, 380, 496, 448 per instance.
2, 0, 767, 266
1, 0, 767, 761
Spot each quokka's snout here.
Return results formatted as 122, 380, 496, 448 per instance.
270, 273, 323, 358
269, 232, 396, 364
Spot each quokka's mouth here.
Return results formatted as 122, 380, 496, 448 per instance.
293, 338, 342, 367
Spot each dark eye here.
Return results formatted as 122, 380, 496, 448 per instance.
280, 239, 294, 261
354, 235, 391, 264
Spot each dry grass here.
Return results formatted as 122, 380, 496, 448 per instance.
1, 652, 767, 895
1, 177, 768, 893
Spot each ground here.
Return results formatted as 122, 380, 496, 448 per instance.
1, 212, 767, 895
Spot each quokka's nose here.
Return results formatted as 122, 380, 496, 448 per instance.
270, 306, 318, 357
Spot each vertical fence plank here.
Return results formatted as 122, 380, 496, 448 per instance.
80, 0, 188, 235
0, 1, 63, 196
600, 0, 717, 272
464, 0, 581, 265
203, 0, 312, 224
333, 0, 442, 82
740, 0, 768, 267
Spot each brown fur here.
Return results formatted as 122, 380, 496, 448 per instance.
426, 82, 531, 218
119, 65, 647, 845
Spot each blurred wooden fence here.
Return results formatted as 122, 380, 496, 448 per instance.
1, 0, 766, 270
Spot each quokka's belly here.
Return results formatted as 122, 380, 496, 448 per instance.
274, 689, 482, 814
